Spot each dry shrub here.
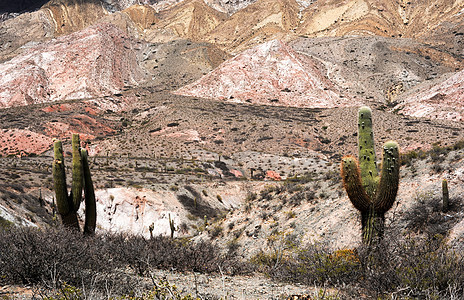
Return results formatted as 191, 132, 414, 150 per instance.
253, 235, 464, 299
0, 226, 249, 294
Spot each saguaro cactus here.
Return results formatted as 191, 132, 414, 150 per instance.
52, 133, 96, 234
341, 107, 400, 245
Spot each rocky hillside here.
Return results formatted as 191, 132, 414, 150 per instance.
0, 23, 145, 108
0, 1, 464, 292
176, 39, 356, 108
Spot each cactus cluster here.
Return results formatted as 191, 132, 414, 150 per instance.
52, 133, 96, 234
341, 107, 400, 245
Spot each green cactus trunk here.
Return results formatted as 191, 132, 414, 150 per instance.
53, 139, 79, 230
52, 134, 97, 233
82, 149, 96, 235
169, 214, 175, 239
358, 106, 379, 199
341, 107, 400, 245
71, 134, 83, 211
361, 206, 384, 245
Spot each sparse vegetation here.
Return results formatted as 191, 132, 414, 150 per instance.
0, 226, 248, 297
253, 234, 464, 299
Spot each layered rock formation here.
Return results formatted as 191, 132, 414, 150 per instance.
144, 0, 226, 43
205, 0, 300, 53
204, 0, 258, 15
42, 0, 108, 35
297, 0, 464, 41
0, 23, 146, 108
176, 40, 357, 108
394, 70, 464, 121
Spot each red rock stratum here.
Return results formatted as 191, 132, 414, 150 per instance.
0, 23, 146, 108
176, 39, 357, 108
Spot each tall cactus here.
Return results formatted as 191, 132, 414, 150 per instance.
341, 107, 400, 245
52, 133, 96, 234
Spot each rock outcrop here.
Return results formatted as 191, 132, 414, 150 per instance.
42, 0, 108, 35
394, 70, 464, 121
176, 39, 357, 108
204, 0, 258, 15
0, 23, 146, 108
291, 36, 461, 103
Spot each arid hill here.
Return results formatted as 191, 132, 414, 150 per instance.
176, 39, 357, 108
0, 23, 145, 108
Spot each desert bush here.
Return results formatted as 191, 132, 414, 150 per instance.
0, 226, 114, 288
253, 234, 464, 299
0, 226, 249, 294
402, 191, 464, 236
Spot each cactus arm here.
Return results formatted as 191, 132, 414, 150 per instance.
357, 106, 379, 199
53, 139, 79, 230
81, 149, 96, 235
71, 133, 83, 211
375, 141, 400, 213
341, 156, 371, 212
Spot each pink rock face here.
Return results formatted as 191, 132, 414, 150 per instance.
394, 70, 464, 121
265, 170, 281, 181
230, 169, 243, 178
175, 39, 358, 108
0, 23, 145, 108
0, 129, 52, 156
43, 114, 116, 141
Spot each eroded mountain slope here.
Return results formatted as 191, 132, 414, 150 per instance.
0, 23, 146, 108
176, 40, 356, 108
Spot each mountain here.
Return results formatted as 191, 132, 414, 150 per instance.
1, 2, 464, 298
0, 23, 145, 108
291, 36, 462, 103
42, 0, 108, 35
144, 0, 227, 42
176, 39, 357, 108
297, 0, 464, 40
205, 0, 300, 53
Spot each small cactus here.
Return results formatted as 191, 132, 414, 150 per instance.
169, 214, 176, 239
149, 223, 154, 239
442, 179, 449, 213
52, 134, 96, 234
341, 107, 400, 245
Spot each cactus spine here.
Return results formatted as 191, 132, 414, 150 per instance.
341, 107, 400, 245
52, 134, 96, 234
442, 179, 449, 213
